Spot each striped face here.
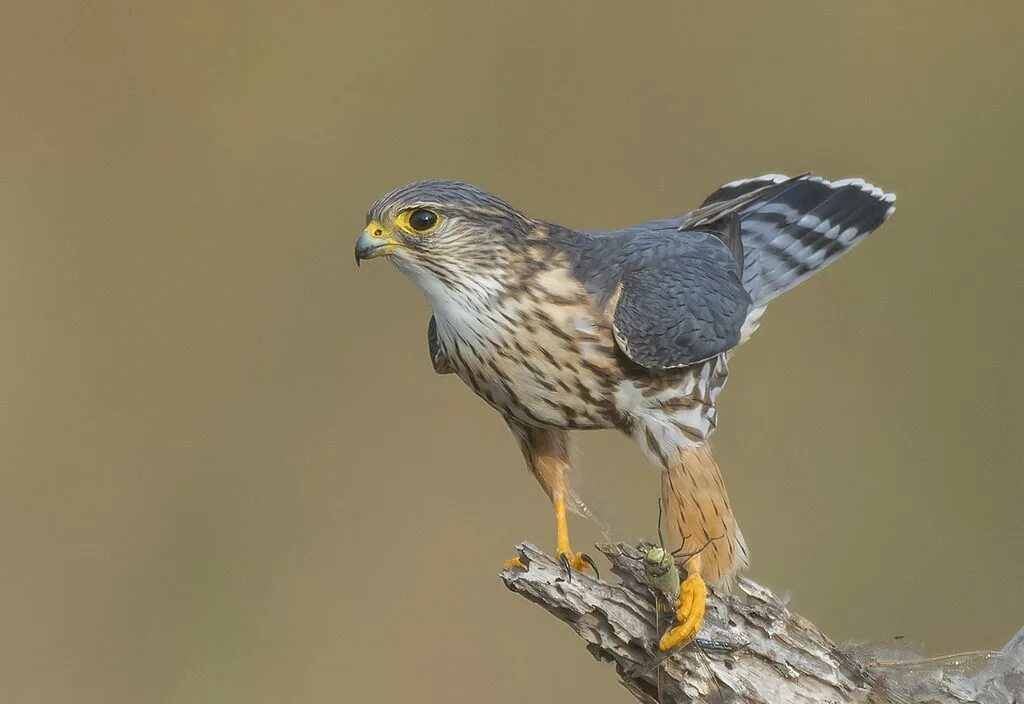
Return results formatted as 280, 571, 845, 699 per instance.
355, 179, 533, 305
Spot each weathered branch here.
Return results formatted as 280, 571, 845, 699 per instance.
500, 542, 1023, 703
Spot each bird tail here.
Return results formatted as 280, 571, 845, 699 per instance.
660, 445, 749, 587
701, 174, 896, 307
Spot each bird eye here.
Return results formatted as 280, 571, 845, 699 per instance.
407, 208, 439, 233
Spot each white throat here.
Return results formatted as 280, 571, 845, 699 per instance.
392, 255, 505, 331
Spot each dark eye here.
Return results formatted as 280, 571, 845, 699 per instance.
408, 208, 438, 232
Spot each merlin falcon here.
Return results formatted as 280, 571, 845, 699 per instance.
355, 174, 895, 647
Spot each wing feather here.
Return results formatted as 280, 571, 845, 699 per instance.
609, 233, 751, 369
427, 316, 454, 375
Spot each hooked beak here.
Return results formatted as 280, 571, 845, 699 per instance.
354, 222, 398, 266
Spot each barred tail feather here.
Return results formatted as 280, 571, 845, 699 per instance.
661, 446, 749, 587
705, 174, 896, 306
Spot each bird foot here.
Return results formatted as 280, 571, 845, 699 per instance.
557, 550, 599, 581
658, 571, 708, 650
504, 554, 528, 570
502, 547, 598, 580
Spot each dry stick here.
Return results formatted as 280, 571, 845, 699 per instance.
500, 542, 1024, 704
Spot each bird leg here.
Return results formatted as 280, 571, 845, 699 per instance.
658, 552, 708, 650
504, 424, 596, 578
552, 487, 598, 578
503, 489, 598, 576
653, 445, 747, 648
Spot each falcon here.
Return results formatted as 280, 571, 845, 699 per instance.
354, 174, 895, 647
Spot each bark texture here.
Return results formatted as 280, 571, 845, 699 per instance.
500, 542, 1023, 703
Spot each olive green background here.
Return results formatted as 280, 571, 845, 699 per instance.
4, 2, 1023, 702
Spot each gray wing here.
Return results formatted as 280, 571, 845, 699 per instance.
608, 232, 752, 369
427, 316, 454, 374
571, 173, 894, 366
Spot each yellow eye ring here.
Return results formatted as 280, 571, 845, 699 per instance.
396, 208, 441, 235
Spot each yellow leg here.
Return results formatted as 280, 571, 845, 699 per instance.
658, 553, 708, 650
501, 424, 596, 576
504, 491, 594, 573
553, 490, 594, 574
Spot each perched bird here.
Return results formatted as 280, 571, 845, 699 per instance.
354, 174, 895, 646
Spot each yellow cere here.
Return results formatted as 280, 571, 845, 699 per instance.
365, 220, 390, 239
357, 220, 399, 259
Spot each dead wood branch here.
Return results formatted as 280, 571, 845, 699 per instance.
500, 542, 1023, 703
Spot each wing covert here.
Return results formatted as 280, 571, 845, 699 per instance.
610, 234, 751, 369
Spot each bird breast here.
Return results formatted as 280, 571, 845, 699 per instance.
429, 264, 727, 444
430, 267, 622, 429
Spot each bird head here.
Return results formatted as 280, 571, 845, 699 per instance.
355, 179, 534, 301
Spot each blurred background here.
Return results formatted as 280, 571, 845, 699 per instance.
3, 2, 1023, 702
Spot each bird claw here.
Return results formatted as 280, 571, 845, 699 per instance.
559, 552, 572, 580
504, 553, 529, 570
557, 550, 599, 581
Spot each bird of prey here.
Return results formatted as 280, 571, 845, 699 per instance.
354, 174, 895, 646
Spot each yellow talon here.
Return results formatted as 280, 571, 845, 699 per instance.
504, 555, 528, 570
658, 555, 708, 651
502, 490, 598, 576
558, 551, 594, 574
554, 492, 598, 577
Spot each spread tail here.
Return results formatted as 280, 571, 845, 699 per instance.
661, 445, 749, 587
697, 173, 896, 306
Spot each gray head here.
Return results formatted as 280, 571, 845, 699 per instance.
354, 179, 534, 299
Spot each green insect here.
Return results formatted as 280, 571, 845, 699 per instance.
625, 502, 725, 702
632, 500, 716, 621
639, 544, 684, 605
